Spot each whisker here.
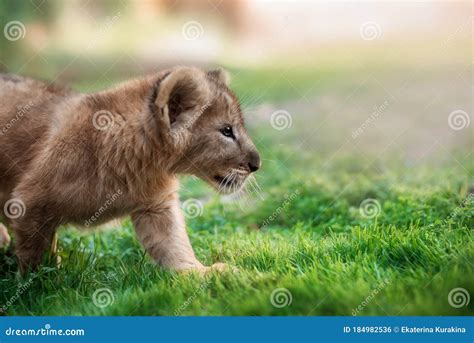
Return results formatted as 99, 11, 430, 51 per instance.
222, 171, 235, 191
248, 175, 264, 201
248, 180, 257, 202
218, 170, 233, 193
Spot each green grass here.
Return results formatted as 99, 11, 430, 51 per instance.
1, 155, 472, 316
1, 67, 473, 316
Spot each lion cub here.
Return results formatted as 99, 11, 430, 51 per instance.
0, 67, 260, 273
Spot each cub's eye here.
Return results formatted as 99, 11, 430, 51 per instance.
220, 125, 235, 139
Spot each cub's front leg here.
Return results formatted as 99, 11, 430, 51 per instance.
0, 223, 11, 248
132, 195, 227, 273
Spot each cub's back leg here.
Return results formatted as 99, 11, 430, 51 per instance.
11, 208, 59, 273
8, 187, 60, 272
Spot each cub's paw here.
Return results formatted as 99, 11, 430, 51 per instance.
0, 223, 11, 249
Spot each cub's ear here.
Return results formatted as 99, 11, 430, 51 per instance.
155, 67, 211, 127
207, 68, 230, 85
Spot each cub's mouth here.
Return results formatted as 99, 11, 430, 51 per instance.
213, 175, 226, 184
212, 169, 249, 194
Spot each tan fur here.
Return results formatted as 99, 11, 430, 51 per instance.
0, 223, 10, 247
0, 67, 260, 273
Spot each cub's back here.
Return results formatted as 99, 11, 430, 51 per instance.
0, 73, 73, 190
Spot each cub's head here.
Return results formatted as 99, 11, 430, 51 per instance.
154, 66, 260, 194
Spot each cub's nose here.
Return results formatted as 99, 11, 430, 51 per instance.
248, 150, 261, 172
